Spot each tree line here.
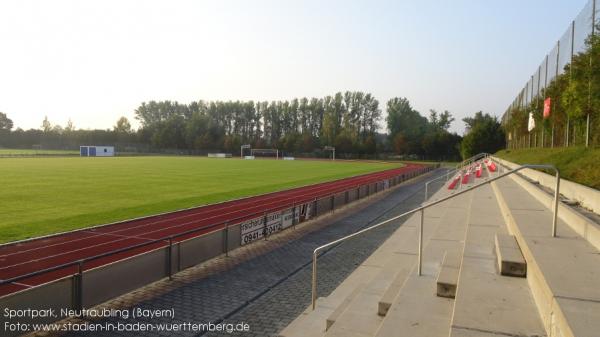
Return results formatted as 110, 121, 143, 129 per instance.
1, 94, 495, 161
133, 91, 382, 155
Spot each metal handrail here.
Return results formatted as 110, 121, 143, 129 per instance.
0, 166, 432, 287
424, 168, 458, 202
455, 152, 490, 172
460, 152, 489, 167
311, 163, 560, 310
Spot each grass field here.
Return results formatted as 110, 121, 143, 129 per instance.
495, 147, 600, 189
0, 148, 78, 155
0, 157, 402, 243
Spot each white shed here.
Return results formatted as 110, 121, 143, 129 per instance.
80, 146, 115, 157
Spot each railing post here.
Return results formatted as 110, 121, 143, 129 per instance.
292, 202, 297, 229
74, 260, 84, 311
167, 237, 173, 280
424, 183, 428, 203
331, 195, 335, 212
263, 212, 268, 240
224, 222, 230, 256
418, 209, 424, 276
552, 171, 561, 237
311, 251, 318, 310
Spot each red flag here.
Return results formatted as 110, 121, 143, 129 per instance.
543, 97, 551, 119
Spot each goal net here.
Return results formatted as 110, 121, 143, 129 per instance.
250, 148, 279, 159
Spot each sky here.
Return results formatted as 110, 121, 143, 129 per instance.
0, 0, 589, 135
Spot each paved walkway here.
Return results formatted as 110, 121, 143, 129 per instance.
51, 169, 449, 337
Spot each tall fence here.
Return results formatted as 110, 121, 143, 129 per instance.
503, 0, 599, 149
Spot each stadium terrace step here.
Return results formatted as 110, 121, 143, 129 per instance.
449, 184, 545, 337
436, 250, 461, 298
326, 283, 365, 331
323, 193, 452, 337
492, 176, 600, 337
283, 173, 454, 337
374, 191, 473, 337
494, 233, 526, 277
280, 259, 383, 337
493, 156, 600, 251
377, 267, 410, 316
377, 180, 461, 317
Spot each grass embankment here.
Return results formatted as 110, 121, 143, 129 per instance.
0, 157, 403, 243
495, 147, 600, 190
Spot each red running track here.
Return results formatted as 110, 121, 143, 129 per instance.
0, 164, 425, 297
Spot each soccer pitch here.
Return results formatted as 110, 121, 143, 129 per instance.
0, 156, 403, 243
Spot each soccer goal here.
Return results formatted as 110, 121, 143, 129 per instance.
251, 148, 279, 159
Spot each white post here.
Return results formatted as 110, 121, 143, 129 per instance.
552, 172, 561, 237
312, 252, 317, 309
418, 209, 424, 276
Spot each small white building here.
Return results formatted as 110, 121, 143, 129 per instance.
80, 146, 115, 157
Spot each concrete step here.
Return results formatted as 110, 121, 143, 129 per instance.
492, 177, 600, 337
436, 250, 461, 298
494, 233, 526, 277
326, 283, 365, 331
449, 184, 545, 337
321, 181, 459, 337
377, 267, 410, 316
282, 180, 454, 337
280, 262, 383, 337
493, 156, 600, 250
324, 203, 451, 337
376, 183, 460, 317
374, 191, 474, 337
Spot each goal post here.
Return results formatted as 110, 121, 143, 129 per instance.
241, 144, 251, 158
324, 146, 335, 161
250, 148, 279, 159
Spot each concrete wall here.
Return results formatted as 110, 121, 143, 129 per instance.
359, 185, 368, 198
1, 278, 73, 337
316, 197, 333, 216
83, 248, 169, 306
334, 192, 346, 209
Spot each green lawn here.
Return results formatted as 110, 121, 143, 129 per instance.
495, 147, 600, 190
0, 148, 78, 155
0, 157, 402, 243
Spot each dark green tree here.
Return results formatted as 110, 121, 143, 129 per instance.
0, 112, 14, 131
461, 112, 505, 159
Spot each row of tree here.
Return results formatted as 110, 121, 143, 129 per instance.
133, 92, 383, 155
505, 23, 599, 148
1, 95, 507, 161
